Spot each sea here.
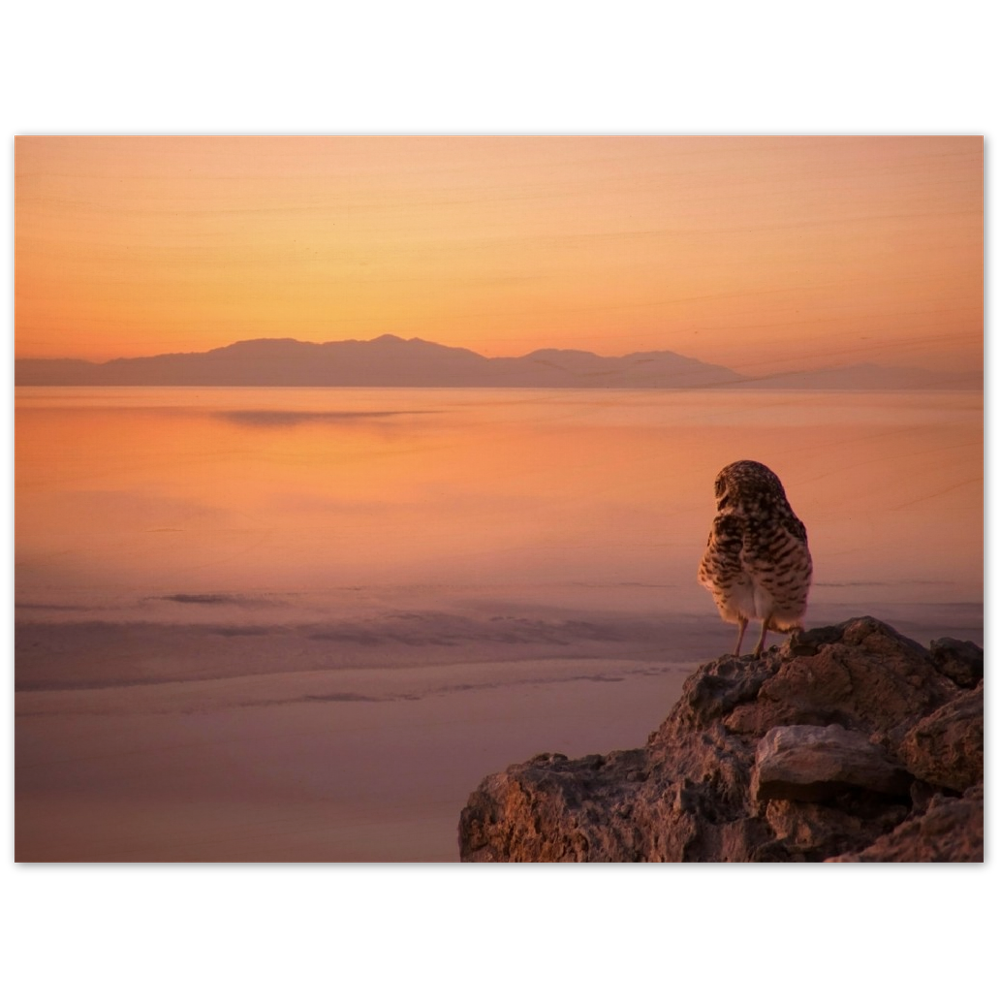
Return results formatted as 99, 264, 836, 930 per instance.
14, 388, 983, 620
14, 386, 983, 861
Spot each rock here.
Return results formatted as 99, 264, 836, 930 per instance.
752, 724, 912, 802
458, 617, 983, 863
928, 637, 984, 689
828, 786, 984, 862
896, 683, 984, 792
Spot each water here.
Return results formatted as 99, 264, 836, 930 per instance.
15, 387, 983, 860
16, 385, 983, 627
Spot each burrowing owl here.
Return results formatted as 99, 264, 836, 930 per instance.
698, 460, 812, 658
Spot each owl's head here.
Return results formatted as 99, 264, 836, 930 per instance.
713, 460, 788, 510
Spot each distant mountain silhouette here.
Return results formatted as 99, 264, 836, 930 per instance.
736, 363, 981, 391
14, 335, 980, 390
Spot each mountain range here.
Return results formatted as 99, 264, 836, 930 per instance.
14, 335, 981, 390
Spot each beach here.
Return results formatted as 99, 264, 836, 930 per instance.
14, 585, 714, 861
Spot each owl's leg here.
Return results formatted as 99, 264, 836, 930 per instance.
734, 616, 749, 656
752, 619, 771, 658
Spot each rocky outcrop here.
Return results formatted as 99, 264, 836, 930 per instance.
458, 617, 983, 862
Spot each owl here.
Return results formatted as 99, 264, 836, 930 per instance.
697, 460, 812, 658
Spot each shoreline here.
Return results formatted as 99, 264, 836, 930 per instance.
15, 601, 982, 862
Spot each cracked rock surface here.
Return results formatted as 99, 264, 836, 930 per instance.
458, 617, 983, 862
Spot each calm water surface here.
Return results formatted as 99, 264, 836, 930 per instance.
15, 387, 983, 860
16, 386, 983, 626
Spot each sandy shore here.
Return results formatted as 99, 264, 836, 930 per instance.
16, 657, 690, 862
15, 598, 981, 863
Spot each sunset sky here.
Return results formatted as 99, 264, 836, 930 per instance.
15, 135, 982, 376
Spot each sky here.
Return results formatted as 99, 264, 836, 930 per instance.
15, 135, 983, 376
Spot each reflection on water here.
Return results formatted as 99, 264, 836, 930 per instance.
16, 386, 983, 623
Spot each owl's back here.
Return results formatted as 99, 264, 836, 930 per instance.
699, 480, 812, 629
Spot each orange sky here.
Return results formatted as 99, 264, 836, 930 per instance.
15, 136, 983, 375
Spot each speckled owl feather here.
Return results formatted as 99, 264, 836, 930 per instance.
698, 460, 812, 657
